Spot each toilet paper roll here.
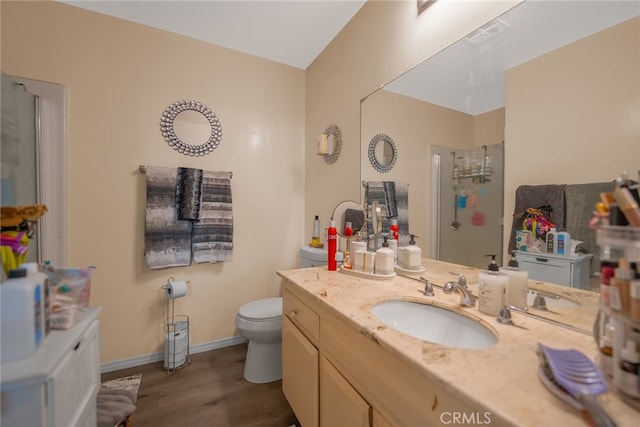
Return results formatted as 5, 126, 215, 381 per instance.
166, 280, 188, 299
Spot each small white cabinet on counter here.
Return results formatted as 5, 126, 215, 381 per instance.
515, 250, 593, 290
1, 307, 101, 427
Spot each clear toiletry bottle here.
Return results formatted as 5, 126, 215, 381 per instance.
619, 339, 640, 398
598, 320, 614, 378
375, 236, 394, 276
311, 215, 322, 248
610, 258, 634, 315
343, 221, 353, 270
500, 251, 528, 308
478, 255, 508, 316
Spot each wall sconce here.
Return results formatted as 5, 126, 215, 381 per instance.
317, 133, 331, 155
418, 0, 438, 15
317, 124, 342, 165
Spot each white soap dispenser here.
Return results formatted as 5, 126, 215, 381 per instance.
375, 236, 394, 276
478, 255, 508, 316
398, 234, 422, 270
499, 251, 528, 308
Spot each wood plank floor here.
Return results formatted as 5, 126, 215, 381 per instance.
101, 343, 298, 427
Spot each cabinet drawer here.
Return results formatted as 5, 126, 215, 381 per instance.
517, 256, 571, 286
283, 289, 319, 345
48, 318, 100, 427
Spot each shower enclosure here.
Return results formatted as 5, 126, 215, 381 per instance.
1, 72, 67, 271
429, 142, 504, 269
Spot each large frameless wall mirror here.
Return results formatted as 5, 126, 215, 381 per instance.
360, 1, 639, 334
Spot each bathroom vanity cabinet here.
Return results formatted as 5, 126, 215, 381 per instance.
279, 264, 639, 427
0, 308, 101, 427
515, 250, 593, 290
282, 290, 319, 427
282, 284, 476, 426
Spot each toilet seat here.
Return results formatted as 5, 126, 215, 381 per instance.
237, 297, 282, 322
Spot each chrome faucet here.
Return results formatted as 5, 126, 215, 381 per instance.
419, 276, 435, 297
449, 272, 467, 288
531, 293, 548, 311
443, 278, 475, 307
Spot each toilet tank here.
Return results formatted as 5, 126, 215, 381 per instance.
299, 246, 328, 268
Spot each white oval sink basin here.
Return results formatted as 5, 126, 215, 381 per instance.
526, 290, 579, 309
371, 300, 497, 350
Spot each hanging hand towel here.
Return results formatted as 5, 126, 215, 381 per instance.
192, 171, 233, 263
175, 167, 203, 221
144, 166, 192, 269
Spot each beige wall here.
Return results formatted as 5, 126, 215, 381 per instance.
504, 16, 640, 256
305, 0, 520, 244
2, 0, 305, 364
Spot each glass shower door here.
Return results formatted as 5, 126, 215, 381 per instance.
1, 72, 40, 264
430, 142, 504, 269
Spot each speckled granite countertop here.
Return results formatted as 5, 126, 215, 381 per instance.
278, 258, 639, 426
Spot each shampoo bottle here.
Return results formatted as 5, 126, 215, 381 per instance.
375, 236, 394, 276
546, 228, 557, 254
500, 251, 528, 308
478, 255, 508, 316
556, 231, 571, 256
327, 219, 337, 271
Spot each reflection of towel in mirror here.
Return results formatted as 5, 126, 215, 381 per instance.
144, 166, 192, 269
508, 184, 566, 253
344, 208, 365, 235
192, 171, 233, 263
364, 181, 409, 246
565, 181, 615, 274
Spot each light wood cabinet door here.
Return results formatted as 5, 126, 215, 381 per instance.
282, 316, 319, 427
320, 357, 370, 427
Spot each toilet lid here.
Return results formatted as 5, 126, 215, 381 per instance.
238, 297, 282, 321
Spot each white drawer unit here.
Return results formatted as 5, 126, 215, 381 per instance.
515, 251, 593, 290
1, 308, 101, 427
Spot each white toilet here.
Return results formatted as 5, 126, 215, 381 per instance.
235, 296, 283, 384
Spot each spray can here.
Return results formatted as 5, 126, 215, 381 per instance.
328, 219, 337, 271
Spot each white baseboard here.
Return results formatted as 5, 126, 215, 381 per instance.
100, 335, 247, 374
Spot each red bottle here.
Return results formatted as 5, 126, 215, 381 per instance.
390, 219, 399, 240
328, 219, 337, 271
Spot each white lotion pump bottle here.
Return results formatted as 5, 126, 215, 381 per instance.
398, 234, 421, 270
375, 236, 394, 276
478, 255, 508, 316
500, 251, 528, 308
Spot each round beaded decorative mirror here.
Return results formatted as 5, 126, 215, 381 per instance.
160, 100, 222, 156
368, 133, 397, 173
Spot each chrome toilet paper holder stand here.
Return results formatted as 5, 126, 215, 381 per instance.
162, 277, 191, 374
